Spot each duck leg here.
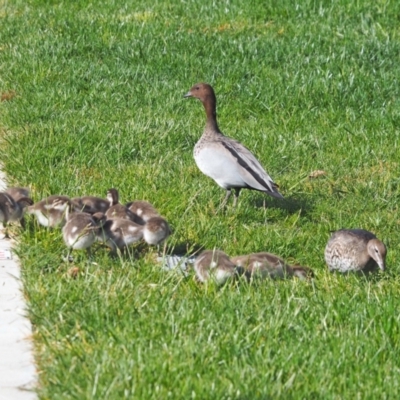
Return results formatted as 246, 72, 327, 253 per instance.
232, 188, 241, 208
220, 189, 232, 209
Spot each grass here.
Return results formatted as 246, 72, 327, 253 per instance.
1, 0, 400, 398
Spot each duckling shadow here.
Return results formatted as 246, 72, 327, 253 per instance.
253, 193, 314, 217
330, 269, 387, 283
167, 241, 204, 257
356, 271, 388, 283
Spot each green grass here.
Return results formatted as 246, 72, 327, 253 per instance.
2, 0, 400, 398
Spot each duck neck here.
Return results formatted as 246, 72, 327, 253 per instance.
202, 94, 220, 133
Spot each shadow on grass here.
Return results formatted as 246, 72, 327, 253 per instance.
167, 240, 204, 257
253, 193, 315, 217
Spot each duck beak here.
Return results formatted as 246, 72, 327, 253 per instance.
183, 90, 192, 98
378, 260, 386, 271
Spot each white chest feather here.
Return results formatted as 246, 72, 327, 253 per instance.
194, 146, 245, 189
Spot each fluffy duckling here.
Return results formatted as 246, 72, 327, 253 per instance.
231, 252, 313, 280
0, 193, 33, 232
62, 208, 105, 259
325, 229, 386, 273
143, 216, 171, 254
5, 187, 31, 202
97, 218, 144, 253
72, 195, 110, 214
126, 200, 159, 223
105, 188, 142, 223
27, 195, 72, 227
194, 249, 237, 285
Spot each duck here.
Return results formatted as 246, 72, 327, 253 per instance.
143, 216, 171, 254
5, 187, 31, 202
194, 249, 237, 285
126, 200, 159, 223
184, 82, 283, 207
0, 192, 33, 231
105, 188, 143, 223
72, 194, 110, 214
62, 208, 105, 259
27, 195, 73, 227
97, 217, 144, 253
231, 252, 312, 280
324, 229, 386, 273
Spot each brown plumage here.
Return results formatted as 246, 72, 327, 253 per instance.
105, 188, 142, 223
0, 192, 33, 231
97, 218, 144, 253
325, 229, 386, 273
231, 252, 313, 280
27, 195, 73, 227
184, 82, 283, 207
72, 195, 110, 214
126, 200, 159, 223
143, 216, 171, 254
62, 208, 105, 258
5, 187, 31, 202
194, 249, 237, 285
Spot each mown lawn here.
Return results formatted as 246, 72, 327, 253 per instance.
1, 0, 400, 398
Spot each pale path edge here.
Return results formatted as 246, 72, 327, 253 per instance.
0, 170, 37, 400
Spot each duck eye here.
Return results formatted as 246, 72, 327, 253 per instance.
195, 86, 200, 90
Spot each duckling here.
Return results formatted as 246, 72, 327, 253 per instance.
194, 249, 237, 285
27, 195, 73, 227
126, 200, 159, 223
72, 195, 110, 214
5, 187, 31, 202
0, 193, 13, 227
62, 208, 104, 259
143, 216, 171, 254
0, 193, 33, 235
97, 218, 144, 253
290, 265, 314, 280
325, 229, 386, 273
6, 196, 34, 228
231, 252, 313, 280
105, 188, 143, 223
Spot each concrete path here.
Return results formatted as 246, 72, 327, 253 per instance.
0, 173, 37, 399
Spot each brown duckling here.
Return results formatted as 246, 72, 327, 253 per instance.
27, 195, 73, 227
5, 187, 31, 202
143, 216, 171, 254
97, 217, 144, 253
194, 249, 237, 285
72, 195, 110, 214
0, 193, 33, 233
62, 208, 105, 259
126, 200, 159, 223
231, 252, 312, 280
105, 188, 143, 223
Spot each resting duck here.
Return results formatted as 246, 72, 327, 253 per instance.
231, 252, 313, 280
194, 249, 237, 285
324, 229, 386, 273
